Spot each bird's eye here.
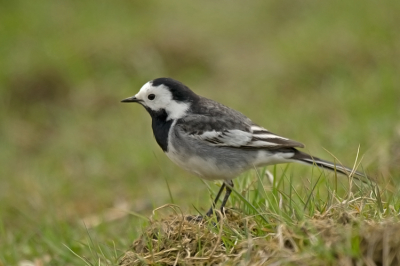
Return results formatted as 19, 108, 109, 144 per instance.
148, 94, 155, 100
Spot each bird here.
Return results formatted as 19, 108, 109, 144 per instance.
121, 77, 369, 218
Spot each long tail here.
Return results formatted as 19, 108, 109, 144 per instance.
291, 150, 372, 184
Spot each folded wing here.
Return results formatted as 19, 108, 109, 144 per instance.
177, 115, 304, 149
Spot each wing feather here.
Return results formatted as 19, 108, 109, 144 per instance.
177, 115, 304, 149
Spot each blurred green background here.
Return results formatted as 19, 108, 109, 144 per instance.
1, 0, 399, 264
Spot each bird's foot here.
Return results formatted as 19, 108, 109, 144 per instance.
186, 208, 230, 223
185, 215, 204, 222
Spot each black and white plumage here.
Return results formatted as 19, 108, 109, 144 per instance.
122, 77, 369, 218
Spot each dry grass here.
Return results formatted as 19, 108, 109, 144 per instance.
120, 197, 400, 265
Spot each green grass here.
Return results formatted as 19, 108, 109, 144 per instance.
0, 0, 400, 265
119, 168, 400, 265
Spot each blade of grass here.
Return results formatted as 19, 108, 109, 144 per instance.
63, 243, 93, 266
164, 175, 174, 204
304, 172, 323, 211
226, 182, 270, 224
82, 221, 100, 264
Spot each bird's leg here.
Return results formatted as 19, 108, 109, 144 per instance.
219, 180, 234, 214
188, 181, 233, 222
205, 183, 226, 217
187, 183, 225, 222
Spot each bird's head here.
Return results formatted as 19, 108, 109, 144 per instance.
122, 78, 199, 120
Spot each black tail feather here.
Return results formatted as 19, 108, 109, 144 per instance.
291, 150, 372, 184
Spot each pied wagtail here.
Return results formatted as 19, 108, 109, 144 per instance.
122, 78, 369, 218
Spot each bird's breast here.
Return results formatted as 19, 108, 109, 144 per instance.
150, 109, 173, 152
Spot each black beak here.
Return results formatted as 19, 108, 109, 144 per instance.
121, 96, 140, 103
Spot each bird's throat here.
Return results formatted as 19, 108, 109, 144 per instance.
150, 109, 173, 152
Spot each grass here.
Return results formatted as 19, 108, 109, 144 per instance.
0, 0, 400, 265
119, 167, 400, 265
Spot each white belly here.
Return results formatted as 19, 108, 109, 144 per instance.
165, 147, 242, 181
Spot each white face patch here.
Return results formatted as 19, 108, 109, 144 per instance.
134, 82, 190, 120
